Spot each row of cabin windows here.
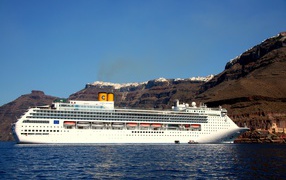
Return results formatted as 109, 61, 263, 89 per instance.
23, 120, 49, 123
23, 129, 60, 132
28, 114, 207, 121
28, 115, 206, 121
21, 132, 200, 137
21, 129, 202, 135
24, 117, 207, 124
31, 110, 207, 118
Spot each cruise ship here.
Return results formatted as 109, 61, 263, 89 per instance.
12, 92, 249, 144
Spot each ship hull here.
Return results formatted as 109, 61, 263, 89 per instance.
13, 124, 248, 144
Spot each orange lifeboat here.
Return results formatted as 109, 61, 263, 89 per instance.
127, 123, 138, 127
140, 123, 150, 127
191, 124, 201, 128
151, 123, 162, 128
64, 121, 76, 125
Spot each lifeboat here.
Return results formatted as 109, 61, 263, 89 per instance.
127, 123, 137, 127
140, 123, 150, 127
112, 123, 124, 128
77, 121, 90, 124
64, 121, 76, 126
184, 124, 190, 128
191, 124, 201, 128
92, 122, 104, 127
77, 121, 90, 127
151, 123, 162, 128
77, 124, 90, 127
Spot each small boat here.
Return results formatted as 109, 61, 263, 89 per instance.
188, 140, 198, 144
175, 140, 180, 144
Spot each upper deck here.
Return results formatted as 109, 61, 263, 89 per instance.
29, 92, 226, 118
49, 98, 226, 118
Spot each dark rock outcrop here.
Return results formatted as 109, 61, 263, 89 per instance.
196, 32, 286, 130
0, 91, 57, 141
69, 78, 205, 109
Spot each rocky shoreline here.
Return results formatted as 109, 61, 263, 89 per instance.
235, 130, 286, 144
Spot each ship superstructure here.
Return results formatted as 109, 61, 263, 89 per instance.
12, 92, 248, 144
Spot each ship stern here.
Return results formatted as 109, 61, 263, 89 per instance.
11, 123, 20, 143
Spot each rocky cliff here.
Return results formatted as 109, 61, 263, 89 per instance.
196, 32, 286, 130
0, 91, 57, 141
1, 32, 286, 141
69, 77, 212, 109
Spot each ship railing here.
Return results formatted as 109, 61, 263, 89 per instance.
114, 108, 205, 116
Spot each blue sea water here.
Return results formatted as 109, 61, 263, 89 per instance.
0, 142, 286, 179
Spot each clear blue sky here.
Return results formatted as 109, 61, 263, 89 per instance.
0, 0, 286, 105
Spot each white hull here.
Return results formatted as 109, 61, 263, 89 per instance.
13, 119, 248, 144
14, 129, 248, 144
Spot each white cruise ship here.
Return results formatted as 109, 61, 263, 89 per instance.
12, 92, 249, 144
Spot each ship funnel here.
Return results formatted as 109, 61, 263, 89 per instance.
107, 93, 114, 101
98, 92, 107, 101
98, 92, 114, 101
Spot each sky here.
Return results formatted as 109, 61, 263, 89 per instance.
0, 0, 286, 106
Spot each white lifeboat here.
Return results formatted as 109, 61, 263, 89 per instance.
77, 121, 90, 127
92, 122, 104, 127
112, 123, 124, 128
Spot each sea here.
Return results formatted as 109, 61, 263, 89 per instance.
1, 142, 286, 180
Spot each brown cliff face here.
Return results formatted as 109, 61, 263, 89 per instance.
69, 79, 204, 109
0, 91, 57, 141
1, 32, 286, 141
200, 32, 286, 92
196, 32, 286, 130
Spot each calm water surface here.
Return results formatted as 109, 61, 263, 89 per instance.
1, 142, 286, 179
